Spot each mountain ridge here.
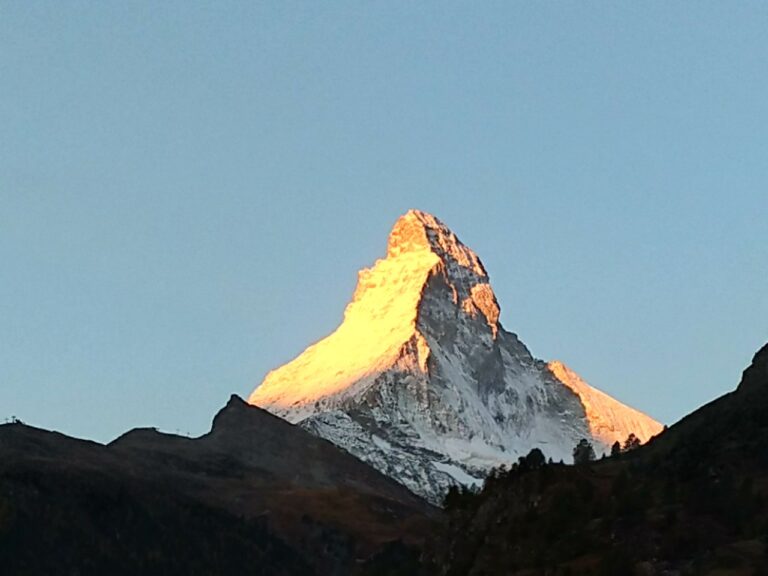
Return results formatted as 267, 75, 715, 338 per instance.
432, 341, 768, 575
250, 210, 662, 501
0, 396, 435, 575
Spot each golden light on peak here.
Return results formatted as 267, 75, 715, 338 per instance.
248, 210, 498, 420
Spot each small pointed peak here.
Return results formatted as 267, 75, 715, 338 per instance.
211, 394, 252, 430
226, 394, 247, 408
386, 209, 439, 258
398, 208, 439, 223
386, 210, 487, 278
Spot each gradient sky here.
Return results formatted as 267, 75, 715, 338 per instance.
2, 2, 766, 443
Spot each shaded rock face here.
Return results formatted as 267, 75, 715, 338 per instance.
0, 397, 436, 576
431, 342, 768, 575
251, 210, 662, 503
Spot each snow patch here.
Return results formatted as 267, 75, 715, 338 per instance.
432, 461, 483, 487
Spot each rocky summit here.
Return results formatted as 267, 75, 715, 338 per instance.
250, 210, 662, 502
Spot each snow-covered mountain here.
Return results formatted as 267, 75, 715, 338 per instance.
249, 210, 662, 502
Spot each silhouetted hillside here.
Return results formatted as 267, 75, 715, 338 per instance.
4, 347, 767, 575
0, 396, 436, 575
431, 344, 768, 575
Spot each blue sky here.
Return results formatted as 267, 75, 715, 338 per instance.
1, 2, 766, 442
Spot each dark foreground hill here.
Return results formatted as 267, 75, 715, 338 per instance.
0, 396, 437, 576
430, 344, 768, 575
3, 345, 767, 576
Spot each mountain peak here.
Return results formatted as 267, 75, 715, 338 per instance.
386, 210, 487, 277
250, 210, 500, 420
249, 211, 661, 501
385, 209, 436, 257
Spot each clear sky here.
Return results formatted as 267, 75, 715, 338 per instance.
2, 2, 766, 443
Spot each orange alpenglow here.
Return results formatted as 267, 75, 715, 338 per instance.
249, 209, 663, 501
547, 361, 662, 445
250, 210, 500, 420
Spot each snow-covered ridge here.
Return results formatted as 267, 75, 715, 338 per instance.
547, 361, 663, 444
250, 209, 663, 502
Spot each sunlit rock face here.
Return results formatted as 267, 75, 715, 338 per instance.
250, 210, 662, 502
547, 361, 663, 446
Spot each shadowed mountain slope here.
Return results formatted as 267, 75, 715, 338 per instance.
0, 396, 436, 576
251, 210, 662, 502
430, 343, 768, 575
